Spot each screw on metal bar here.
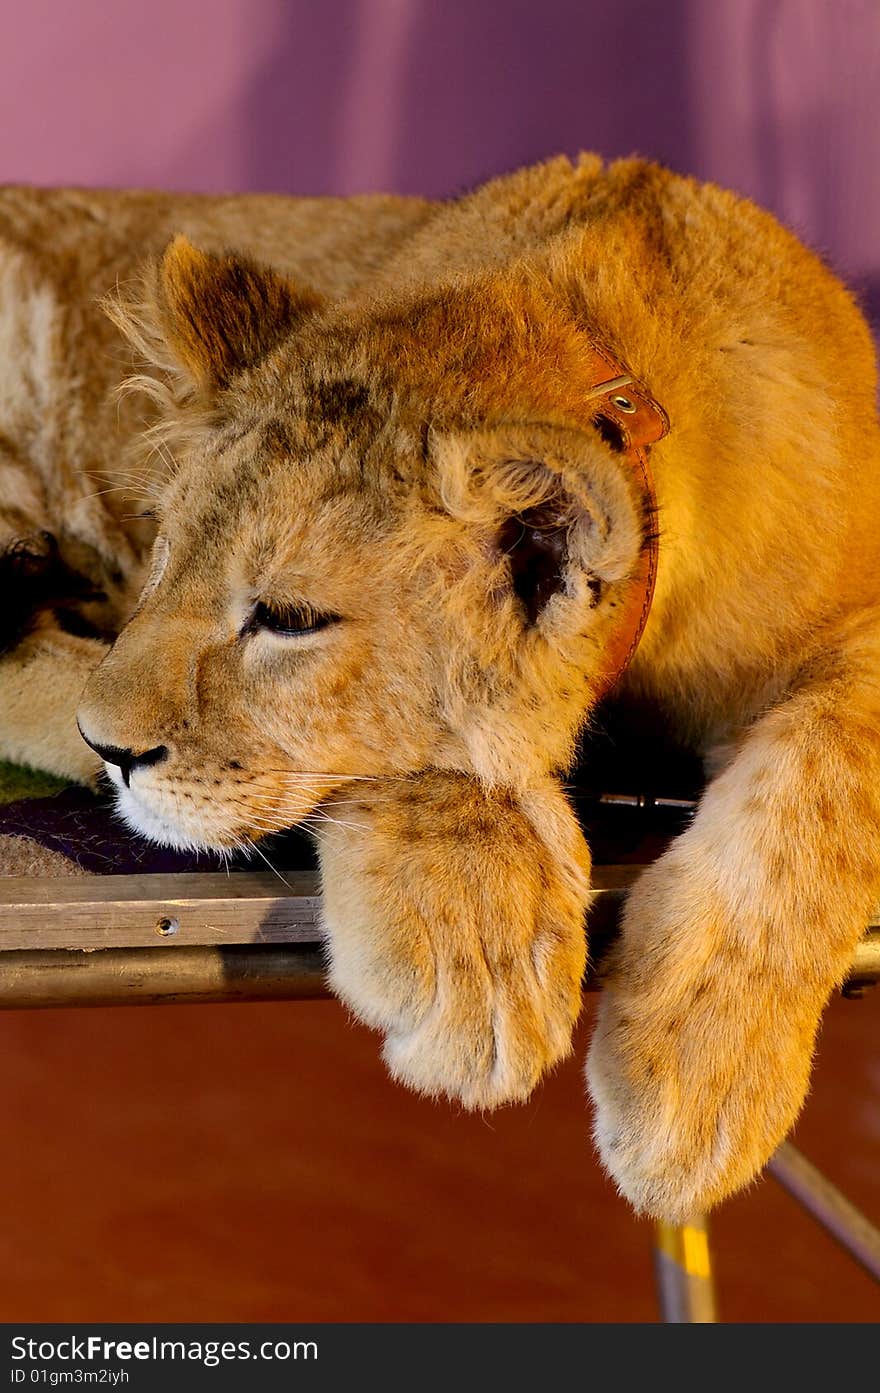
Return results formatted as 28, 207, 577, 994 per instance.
597, 791, 698, 815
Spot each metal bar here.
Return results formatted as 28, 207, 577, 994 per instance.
0, 944, 328, 1009
0, 863, 619, 1009
767, 1141, 880, 1283
0, 867, 878, 1008
653, 1217, 718, 1322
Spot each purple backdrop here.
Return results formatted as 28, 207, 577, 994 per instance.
0, 0, 877, 318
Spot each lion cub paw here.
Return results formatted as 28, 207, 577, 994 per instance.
586, 846, 820, 1221
316, 771, 591, 1109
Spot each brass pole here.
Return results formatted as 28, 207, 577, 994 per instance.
768, 1141, 880, 1283
654, 1216, 718, 1323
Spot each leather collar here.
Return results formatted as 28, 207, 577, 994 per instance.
580, 342, 668, 701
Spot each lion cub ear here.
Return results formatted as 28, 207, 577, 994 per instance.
154, 236, 324, 390
435, 423, 643, 626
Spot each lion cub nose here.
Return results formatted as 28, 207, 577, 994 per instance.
76, 724, 168, 787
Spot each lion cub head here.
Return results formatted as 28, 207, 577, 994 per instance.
77, 238, 646, 851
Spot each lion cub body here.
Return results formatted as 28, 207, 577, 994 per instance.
2, 155, 880, 1219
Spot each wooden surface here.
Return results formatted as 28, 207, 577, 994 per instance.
0, 869, 878, 1014
0, 871, 322, 950
0, 867, 638, 952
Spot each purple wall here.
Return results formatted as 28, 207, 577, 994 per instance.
0, 0, 878, 317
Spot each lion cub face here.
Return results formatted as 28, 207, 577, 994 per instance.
77, 240, 643, 851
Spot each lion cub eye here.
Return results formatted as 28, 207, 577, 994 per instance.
246, 600, 340, 638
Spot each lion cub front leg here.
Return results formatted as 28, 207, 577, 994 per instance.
0, 532, 108, 783
588, 624, 880, 1221
315, 771, 591, 1109
0, 628, 106, 783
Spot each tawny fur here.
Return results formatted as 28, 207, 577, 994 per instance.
2, 155, 879, 1222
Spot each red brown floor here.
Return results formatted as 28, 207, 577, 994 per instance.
0, 988, 878, 1322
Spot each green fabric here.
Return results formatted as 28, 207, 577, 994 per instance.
0, 759, 68, 805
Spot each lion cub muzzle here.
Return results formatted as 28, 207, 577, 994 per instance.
75, 723, 168, 787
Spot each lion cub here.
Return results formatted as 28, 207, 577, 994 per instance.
3, 155, 879, 1222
